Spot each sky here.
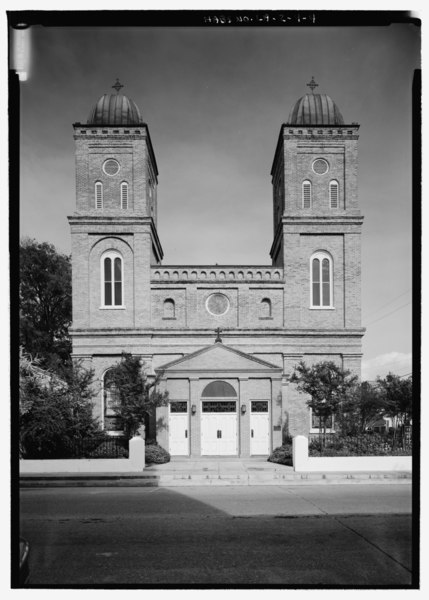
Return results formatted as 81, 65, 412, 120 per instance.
16, 15, 420, 381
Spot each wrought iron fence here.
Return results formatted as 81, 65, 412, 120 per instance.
309, 431, 412, 457
21, 435, 129, 460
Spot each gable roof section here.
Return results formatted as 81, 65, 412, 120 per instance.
155, 343, 282, 375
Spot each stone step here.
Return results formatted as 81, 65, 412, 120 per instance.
20, 470, 411, 487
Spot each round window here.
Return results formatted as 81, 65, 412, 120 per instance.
206, 293, 230, 316
103, 159, 120, 176
312, 158, 329, 175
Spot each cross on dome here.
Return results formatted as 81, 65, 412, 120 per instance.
214, 327, 223, 343
306, 76, 319, 93
112, 78, 124, 93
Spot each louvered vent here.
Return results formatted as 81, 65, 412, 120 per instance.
95, 182, 103, 209
121, 182, 128, 209
330, 181, 339, 208
302, 181, 311, 209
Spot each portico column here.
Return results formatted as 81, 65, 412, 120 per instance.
189, 377, 200, 457
238, 377, 250, 457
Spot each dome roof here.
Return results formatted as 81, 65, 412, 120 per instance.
87, 93, 143, 126
288, 93, 344, 126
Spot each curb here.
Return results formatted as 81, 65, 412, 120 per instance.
20, 471, 412, 488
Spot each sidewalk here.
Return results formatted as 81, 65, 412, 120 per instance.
20, 457, 412, 487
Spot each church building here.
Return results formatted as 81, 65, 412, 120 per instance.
68, 78, 364, 457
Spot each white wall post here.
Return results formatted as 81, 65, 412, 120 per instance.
293, 435, 309, 471
128, 435, 146, 471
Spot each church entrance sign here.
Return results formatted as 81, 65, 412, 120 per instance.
250, 401, 270, 455
201, 401, 238, 456
168, 402, 189, 456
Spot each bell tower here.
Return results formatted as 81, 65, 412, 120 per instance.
68, 81, 163, 334
270, 79, 364, 332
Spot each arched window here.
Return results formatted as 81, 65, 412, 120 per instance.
103, 370, 123, 432
121, 182, 128, 209
311, 252, 333, 308
95, 182, 103, 209
329, 180, 339, 209
201, 381, 237, 398
260, 298, 272, 318
201, 381, 237, 413
302, 180, 312, 209
163, 298, 175, 319
101, 251, 123, 307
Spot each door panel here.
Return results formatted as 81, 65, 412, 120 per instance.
169, 414, 189, 455
250, 412, 270, 455
201, 413, 237, 455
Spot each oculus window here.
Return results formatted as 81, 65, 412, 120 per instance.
103, 158, 120, 176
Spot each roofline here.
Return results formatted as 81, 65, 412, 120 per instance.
73, 122, 145, 127
284, 122, 360, 128
153, 264, 282, 269
155, 342, 283, 373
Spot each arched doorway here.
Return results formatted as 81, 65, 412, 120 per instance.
200, 381, 238, 455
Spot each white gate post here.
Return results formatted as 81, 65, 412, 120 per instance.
293, 435, 309, 471
129, 435, 146, 471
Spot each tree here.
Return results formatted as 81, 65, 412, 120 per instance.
107, 353, 169, 439
19, 349, 101, 458
290, 361, 358, 445
376, 373, 412, 442
336, 381, 385, 435
20, 238, 72, 371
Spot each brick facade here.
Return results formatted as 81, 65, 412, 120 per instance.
68, 92, 364, 457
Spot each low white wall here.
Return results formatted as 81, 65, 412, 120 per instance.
20, 436, 145, 474
293, 435, 412, 472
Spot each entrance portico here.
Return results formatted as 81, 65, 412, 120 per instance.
155, 342, 283, 458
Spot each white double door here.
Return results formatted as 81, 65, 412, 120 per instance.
250, 409, 270, 455
201, 412, 238, 455
169, 413, 189, 456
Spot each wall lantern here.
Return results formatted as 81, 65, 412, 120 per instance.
241, 404, 247, 415
191, 404, 197, 415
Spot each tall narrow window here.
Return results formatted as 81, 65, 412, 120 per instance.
329, 180, 339, 208
102, 252, 123, 307
95, 182, 103, 209
302, 180, 312, 209
121, 182, 128, 209
311, 252, 333, 308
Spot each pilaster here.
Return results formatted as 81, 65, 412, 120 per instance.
189, 378, 201, 457
238, 378, 250, 457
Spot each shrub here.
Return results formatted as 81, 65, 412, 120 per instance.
268, 443, 292, 466
145, 442, 170, 464
309, 433, 411, 457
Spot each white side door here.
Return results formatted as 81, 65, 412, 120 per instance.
169, 402, 189, 456
250, 401, 270, 455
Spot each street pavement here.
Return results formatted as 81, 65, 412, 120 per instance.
19, 484, 414, 587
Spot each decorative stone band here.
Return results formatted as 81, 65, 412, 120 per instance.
151, 267, 284, 282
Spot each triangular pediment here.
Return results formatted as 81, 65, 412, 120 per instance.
156, 343, 282, 374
